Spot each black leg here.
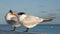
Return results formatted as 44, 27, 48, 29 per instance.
11, 27, 16, 31
24, 28, 29, 32
13, 27, 16, 31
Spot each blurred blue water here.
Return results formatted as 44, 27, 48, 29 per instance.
0, 24, 60, 34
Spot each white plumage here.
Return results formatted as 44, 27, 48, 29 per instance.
5, 10, 21, 31
18, 12, 53, 32
18, 14, 53, 28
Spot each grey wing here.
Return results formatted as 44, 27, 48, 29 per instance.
23, 16, 44, 25
23, 16, 54, 24
42, 18, 53, 22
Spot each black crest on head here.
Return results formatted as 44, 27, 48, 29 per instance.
9, 10, 13, 14
18, 12, 26, 15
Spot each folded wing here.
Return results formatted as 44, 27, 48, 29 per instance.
22, 16, 44, 28
22, 15, 53, 28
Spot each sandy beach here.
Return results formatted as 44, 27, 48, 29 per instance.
0, 30, 40, 34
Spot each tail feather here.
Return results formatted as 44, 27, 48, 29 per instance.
43, 18, 53, 22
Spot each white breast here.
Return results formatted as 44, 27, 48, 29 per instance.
5, 13, 21, 27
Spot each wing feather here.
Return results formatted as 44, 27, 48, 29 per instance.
22, 16, 44, 28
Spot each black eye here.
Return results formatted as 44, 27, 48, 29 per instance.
18, 12, 25, 15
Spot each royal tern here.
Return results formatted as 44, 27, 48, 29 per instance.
18, 12, 53, 32
5, 10, 21, 31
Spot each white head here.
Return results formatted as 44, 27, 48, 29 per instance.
6, 10, 16, 20
17, 12, 27, 21
7, 10, 14, 15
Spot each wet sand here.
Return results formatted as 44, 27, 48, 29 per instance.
0, 30, 40, 34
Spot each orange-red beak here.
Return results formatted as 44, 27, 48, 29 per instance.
10, 13, 16, 16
